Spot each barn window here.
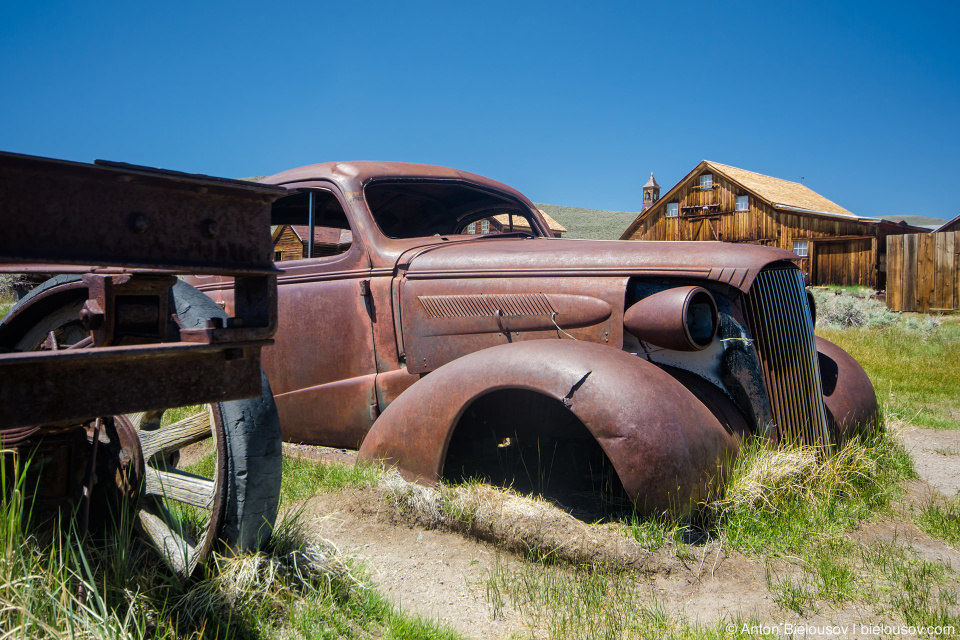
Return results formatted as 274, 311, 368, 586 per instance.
666, 202, 679, 217
792, 240, 809, 257
700, 174, 713, 189
644, 192, 651, 201
736, 195, 749, 211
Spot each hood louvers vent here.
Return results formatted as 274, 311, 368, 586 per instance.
418, 293, 556, 319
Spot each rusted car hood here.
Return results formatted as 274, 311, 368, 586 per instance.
400, 238, 798, 292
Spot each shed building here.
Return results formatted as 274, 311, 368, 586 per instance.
620, 161, 928, 289
272, 225, 353, 261
934, 214, 960, 234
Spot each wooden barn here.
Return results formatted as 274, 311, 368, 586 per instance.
272, 225, 353, 261
620, 161, 929, 289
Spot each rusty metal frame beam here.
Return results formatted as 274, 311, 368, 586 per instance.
0, 150, 285, 430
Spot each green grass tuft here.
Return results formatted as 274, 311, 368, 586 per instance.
0, 452, 462, 640
714, 429, 912, 555
280, 455, 381, 505
916, 493, 960, 546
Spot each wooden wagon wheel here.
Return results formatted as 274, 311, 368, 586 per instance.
5, 275, 282, 580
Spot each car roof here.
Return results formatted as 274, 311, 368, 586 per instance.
261, 161, 531, 202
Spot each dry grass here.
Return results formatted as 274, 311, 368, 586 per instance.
380, 471, 646, 568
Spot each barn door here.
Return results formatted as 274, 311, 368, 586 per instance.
812, 238, 873, 286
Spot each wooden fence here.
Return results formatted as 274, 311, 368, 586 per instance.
886, 231, 960, 312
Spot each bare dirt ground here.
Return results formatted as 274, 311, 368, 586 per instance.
286, 433, 960, 639
902, 427, 960, 496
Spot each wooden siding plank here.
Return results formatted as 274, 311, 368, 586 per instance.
886, 235, 902, 311
934, 232, 947, 310
903, 234, 918, 312
946, 232, 957, 310
921, 234, 936, 312
955, 232, 960, 311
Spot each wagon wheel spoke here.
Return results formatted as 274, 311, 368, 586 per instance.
138, 410, 213, 461
130, 404, 222, 579
144, 467, 217, 510
137, 503, 200, 578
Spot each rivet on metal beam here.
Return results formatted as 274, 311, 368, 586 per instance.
128, 212, 150, 233
202, 219, 219, 238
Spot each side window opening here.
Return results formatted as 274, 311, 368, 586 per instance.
271, 190, 353, 261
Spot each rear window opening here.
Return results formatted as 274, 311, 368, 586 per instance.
364, 181, 542, 239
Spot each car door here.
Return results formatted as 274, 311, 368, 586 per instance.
262, 183, 380, 448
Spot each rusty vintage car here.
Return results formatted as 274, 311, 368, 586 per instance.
10, 160, 880, 516
207, 161, 878, 512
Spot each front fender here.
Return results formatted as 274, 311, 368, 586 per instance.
816, 336, 880, 442
358, 340, 739, 513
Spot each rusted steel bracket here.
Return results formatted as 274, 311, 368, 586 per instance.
179, 274, 278, 344
81, 274, 176, 346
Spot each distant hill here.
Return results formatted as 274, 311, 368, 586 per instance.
535, 203, 639, 240
888, 215, 951, 227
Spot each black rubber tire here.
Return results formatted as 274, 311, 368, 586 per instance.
1, 275, 282, 561
170, 280, 283, 554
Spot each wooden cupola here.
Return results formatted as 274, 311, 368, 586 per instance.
642, 172, 660, 211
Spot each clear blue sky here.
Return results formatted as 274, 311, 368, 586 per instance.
2, 0, 958, 220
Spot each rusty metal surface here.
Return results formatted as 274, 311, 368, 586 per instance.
0, 151, 281, 430
82, 274, 175, 346
171, 159, 878, 515
359, 340, 740, 514
400, 276, 621, 374
1, 425, 89, 519
0, 151, 284, 274
397, 238, 797, 294
0, 343, 264, 429
816, 336, 880, 442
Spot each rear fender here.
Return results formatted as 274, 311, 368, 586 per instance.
358, 340, 740, 513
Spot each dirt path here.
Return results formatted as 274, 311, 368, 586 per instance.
903, 427, 960, 495
303, 489, 526, 639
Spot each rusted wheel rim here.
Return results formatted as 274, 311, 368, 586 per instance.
21, 317, 229, 579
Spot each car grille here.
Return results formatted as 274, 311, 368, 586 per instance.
743, 268, 830, 447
